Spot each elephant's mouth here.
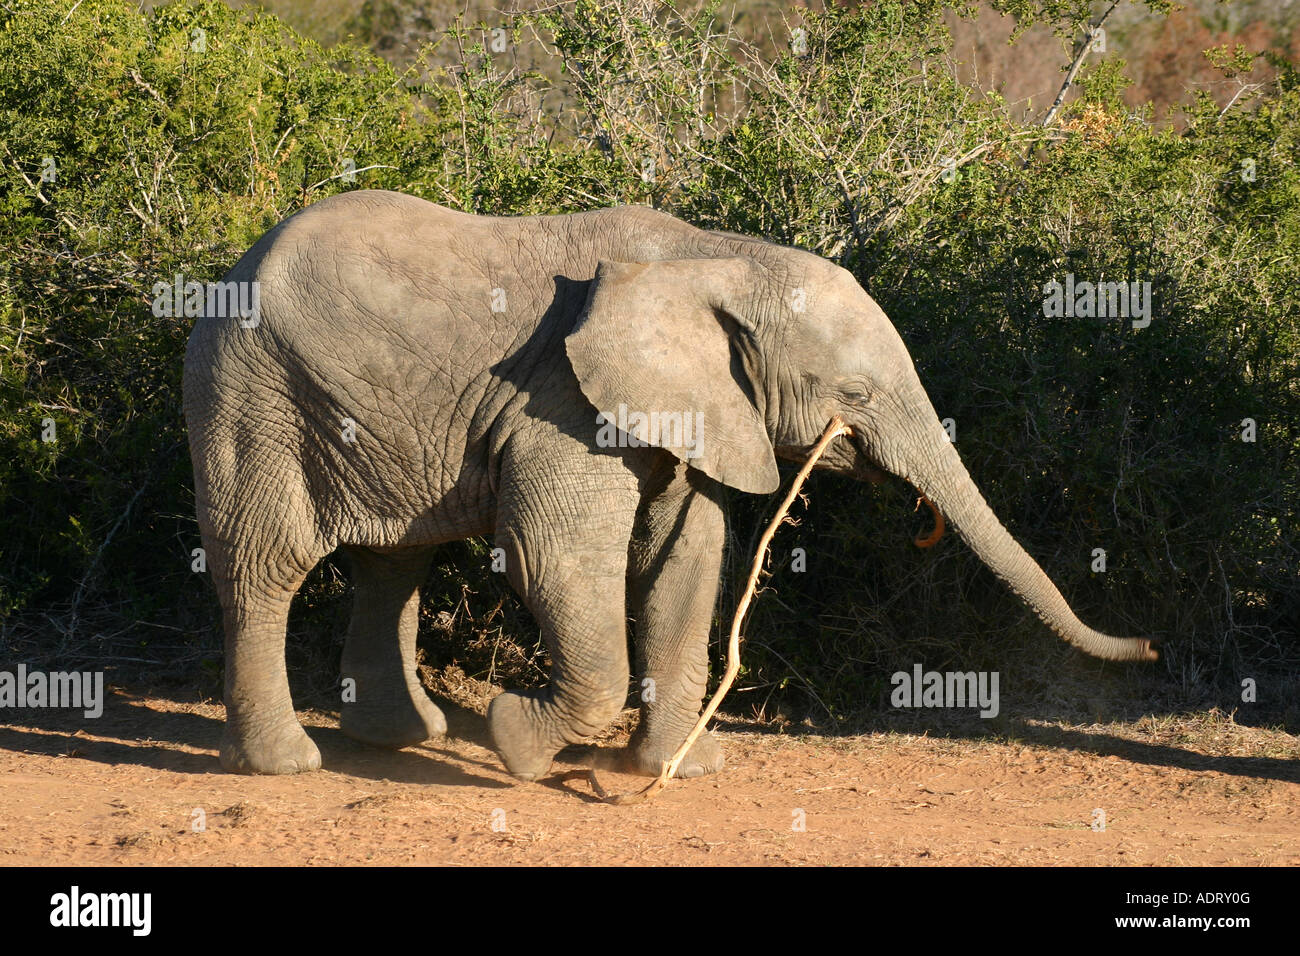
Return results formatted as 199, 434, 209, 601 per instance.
775, 431, 886, 483
847, 431, 890, 484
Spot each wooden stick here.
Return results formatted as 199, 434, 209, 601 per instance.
590, 416, 851, 805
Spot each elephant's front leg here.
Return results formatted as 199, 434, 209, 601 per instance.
339, 545, 447, 748
486, 440, 641, 782
626, 464, 728, 778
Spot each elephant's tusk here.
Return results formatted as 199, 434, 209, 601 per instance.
913, 494, 945, 548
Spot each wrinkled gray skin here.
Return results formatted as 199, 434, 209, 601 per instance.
183, 190, 1155, 781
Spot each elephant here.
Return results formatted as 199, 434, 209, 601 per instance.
182, 189, 1156, 781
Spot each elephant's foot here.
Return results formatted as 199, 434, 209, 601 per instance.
341, 691, 447, 749
627, 729, 725, 778
488, 690, 562, 782
220, 717, 321, 774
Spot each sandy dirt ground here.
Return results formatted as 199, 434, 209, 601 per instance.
1, 686, 1297, 866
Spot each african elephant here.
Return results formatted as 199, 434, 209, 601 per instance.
182, 189, 1155, 781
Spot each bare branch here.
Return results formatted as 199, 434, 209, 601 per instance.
1041, 1, 1120, 129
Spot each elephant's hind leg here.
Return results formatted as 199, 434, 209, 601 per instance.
339, 545, 447, 749
194, 423, 330, 774
211, 546, 326, 775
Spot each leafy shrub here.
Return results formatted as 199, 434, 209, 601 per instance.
0, 0, 439, 667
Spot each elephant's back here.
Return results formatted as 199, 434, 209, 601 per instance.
181, 191, 705, 422
185, 192, 505, 389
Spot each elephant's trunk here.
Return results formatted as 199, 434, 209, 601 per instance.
882, 387, 1156, 663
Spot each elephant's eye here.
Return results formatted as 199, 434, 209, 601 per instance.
843, 392, 870, 405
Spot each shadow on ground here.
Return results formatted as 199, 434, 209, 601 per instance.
0, 685, 514, 789
1, 678, 1296, 787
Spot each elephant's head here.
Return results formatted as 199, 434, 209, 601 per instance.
567, 250, 1156, 663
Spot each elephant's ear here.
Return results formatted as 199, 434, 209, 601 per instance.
566, 258, 779, 495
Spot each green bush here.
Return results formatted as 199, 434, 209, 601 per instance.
0, 0, 439, 665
